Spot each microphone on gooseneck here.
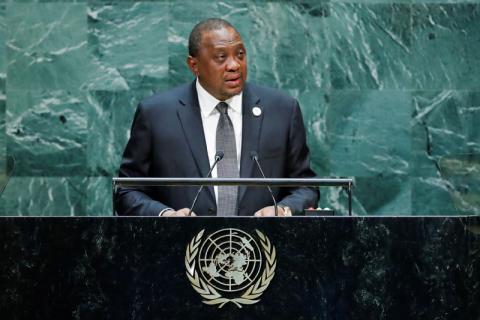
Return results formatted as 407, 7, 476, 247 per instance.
250, 151, 278, 216
188, 151, 224, 216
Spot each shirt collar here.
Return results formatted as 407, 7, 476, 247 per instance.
196, 78, 242, 117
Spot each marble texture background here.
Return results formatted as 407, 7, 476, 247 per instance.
0, 0, 479, 216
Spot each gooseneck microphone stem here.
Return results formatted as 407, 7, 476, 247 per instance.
188, 151, 224, 216
250, 151, 278, 216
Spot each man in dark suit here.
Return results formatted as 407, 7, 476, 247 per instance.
116, 18, 318, 217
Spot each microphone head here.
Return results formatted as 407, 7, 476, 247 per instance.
215, 151, 224, 161
250, 151, 258, 160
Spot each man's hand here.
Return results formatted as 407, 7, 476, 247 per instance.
161, 208, 196, 217
254, 206, 286, 217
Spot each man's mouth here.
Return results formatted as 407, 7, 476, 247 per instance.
225, 76, 242, 86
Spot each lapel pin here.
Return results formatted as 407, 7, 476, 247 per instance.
252, 106, 262, 117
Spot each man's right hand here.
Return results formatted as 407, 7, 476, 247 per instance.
161, 208, 196, 217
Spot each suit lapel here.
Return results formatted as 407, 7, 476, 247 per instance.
177, 81, 215, 203
239, 83, 262, 203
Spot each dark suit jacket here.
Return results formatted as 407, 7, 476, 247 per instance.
116, 81, 318, 216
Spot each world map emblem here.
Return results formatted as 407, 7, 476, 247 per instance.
185, 228, 277, 308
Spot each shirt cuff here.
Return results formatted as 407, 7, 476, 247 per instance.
159, 208, 174, 216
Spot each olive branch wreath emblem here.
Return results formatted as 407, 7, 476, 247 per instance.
185, 229, 277, 308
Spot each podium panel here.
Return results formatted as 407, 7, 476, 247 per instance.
0, 216, 479, 319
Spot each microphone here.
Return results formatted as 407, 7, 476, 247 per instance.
188, 151, 224, 216
250, 151, 278, 216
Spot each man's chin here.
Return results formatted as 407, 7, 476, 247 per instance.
223, 85, 244, 98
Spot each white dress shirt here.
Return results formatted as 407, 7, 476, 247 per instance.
196, 78, 243, 202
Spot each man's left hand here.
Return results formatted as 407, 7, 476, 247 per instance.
254, 206, 286, 217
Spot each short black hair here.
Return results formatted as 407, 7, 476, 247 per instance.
188, 18, 238, 57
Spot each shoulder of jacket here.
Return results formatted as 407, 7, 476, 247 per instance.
139, 82, 191, 111
247, 82, 296, 112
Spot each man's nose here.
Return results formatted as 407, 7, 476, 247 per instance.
226, 56, 240, 71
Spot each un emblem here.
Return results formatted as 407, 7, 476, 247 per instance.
185, 228, 277, 308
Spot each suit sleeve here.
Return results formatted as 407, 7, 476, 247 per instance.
115, 103, 169, 216
277, 99, 320, 214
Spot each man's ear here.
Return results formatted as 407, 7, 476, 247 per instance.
186, 56, 198, 76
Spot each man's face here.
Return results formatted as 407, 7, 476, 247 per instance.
187, 27, 247, 101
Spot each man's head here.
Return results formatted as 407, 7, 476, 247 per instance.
187, 18, 247, 101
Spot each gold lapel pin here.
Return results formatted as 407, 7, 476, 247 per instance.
252, 106, 262, 117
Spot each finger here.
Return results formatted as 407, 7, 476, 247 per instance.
162, 211, 174, 217
254, 209, 263, 217
175, 208, 190, 216
258, 207, 273, 217
265, 209, 276, 217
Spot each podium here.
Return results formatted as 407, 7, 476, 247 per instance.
112, 177, 354, 215
0, 216, 479, 319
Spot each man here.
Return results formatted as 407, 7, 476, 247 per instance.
116, 18, 318, 217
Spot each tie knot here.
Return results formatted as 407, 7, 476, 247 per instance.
216, 102, 229, 115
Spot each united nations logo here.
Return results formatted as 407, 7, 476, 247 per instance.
185, 228, 276, 308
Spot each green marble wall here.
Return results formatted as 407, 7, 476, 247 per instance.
0, 0, 479, 216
